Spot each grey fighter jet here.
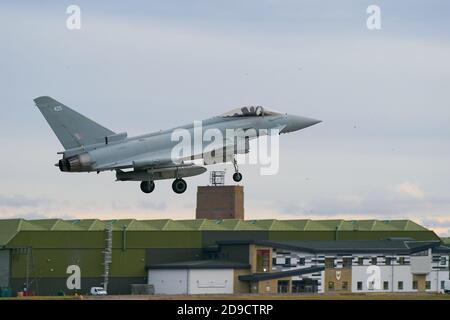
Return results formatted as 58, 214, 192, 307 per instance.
34, 96, 321, 194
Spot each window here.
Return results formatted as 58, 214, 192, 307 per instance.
441, 281, 445, 290
398, 281, 403, 290
385, 257, 392, 265
342, 281, 348, 290
383, 281, 389, 290
398, 257, 406, 265
299, 258, 305, 266
441, 257, 447, 266
371, 257, 377, 265
277, 280, 289, 294
291, 280, 301, 293
328, 281, 335, 290
256, 249, 271, 273
358, 257, 364, 265
368, 281, 375, 290
343, 258, 353, 268
425, 281, 431, 290
412, 281, 418, 290
325, 258, 335, 268
220, 106, 281, 118
357, 281, 363, 291
284, 257, 291, 267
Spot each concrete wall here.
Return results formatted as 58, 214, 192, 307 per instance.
188, 269, 233, 294
352, 265, 449, 293
233, 269, 251, 293
351, 265, 422, 292
410, 251, 432, 274
427, 270, 450, 292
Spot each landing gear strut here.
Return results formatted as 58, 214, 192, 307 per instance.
172, 178, 187, 194
232, 157, 243, 182
140, 181, 155, 194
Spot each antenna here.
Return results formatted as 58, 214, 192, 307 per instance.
210, 170, 225, 186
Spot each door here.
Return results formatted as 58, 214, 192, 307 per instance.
148, 269, 188, 294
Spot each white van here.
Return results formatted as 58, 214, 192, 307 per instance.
90, 287, 107, 296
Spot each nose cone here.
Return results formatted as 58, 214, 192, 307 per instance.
281, 115, 322, 133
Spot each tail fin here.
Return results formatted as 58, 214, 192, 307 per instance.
34, 96, 115, 150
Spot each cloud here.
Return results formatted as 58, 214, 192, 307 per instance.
0, 194, 51, 208
136, 200, 168, 211
0, 210, 76, 220
419, 218, 450, 237
276, 182, 450, 222
393, 182, 425, 199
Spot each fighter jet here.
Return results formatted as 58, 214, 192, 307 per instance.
34, 96, 321, 194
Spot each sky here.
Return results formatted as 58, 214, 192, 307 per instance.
0, 1, 449, 235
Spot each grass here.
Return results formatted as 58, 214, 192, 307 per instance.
2, 293, 450, 300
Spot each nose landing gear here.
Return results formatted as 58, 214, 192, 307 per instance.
233, 172, 242, 182
232, 157, 243, 182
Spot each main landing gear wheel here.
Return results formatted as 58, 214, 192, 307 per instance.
172, 178, 187, 194
140, 181, 155, 194
233, 172, 243, 182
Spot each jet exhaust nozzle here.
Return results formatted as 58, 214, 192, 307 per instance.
58, 153, 93, 172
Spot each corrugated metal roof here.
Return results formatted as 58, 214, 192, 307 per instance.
252, 239, 443, 254
0, 219, 21, 247
0, 218, 432, 247
147, 260, 251, 270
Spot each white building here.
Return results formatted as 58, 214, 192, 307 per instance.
146, 239, 450, 295
267, 239, 450, 293
147, 260, 249, 295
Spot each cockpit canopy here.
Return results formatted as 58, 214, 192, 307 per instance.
219, 106, 281, 118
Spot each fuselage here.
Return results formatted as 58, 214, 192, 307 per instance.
74, 113, 294, 172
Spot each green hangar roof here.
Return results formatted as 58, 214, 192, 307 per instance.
0, 218, 437, 247
0, 218, 429, 232
0, 219, 439, 247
